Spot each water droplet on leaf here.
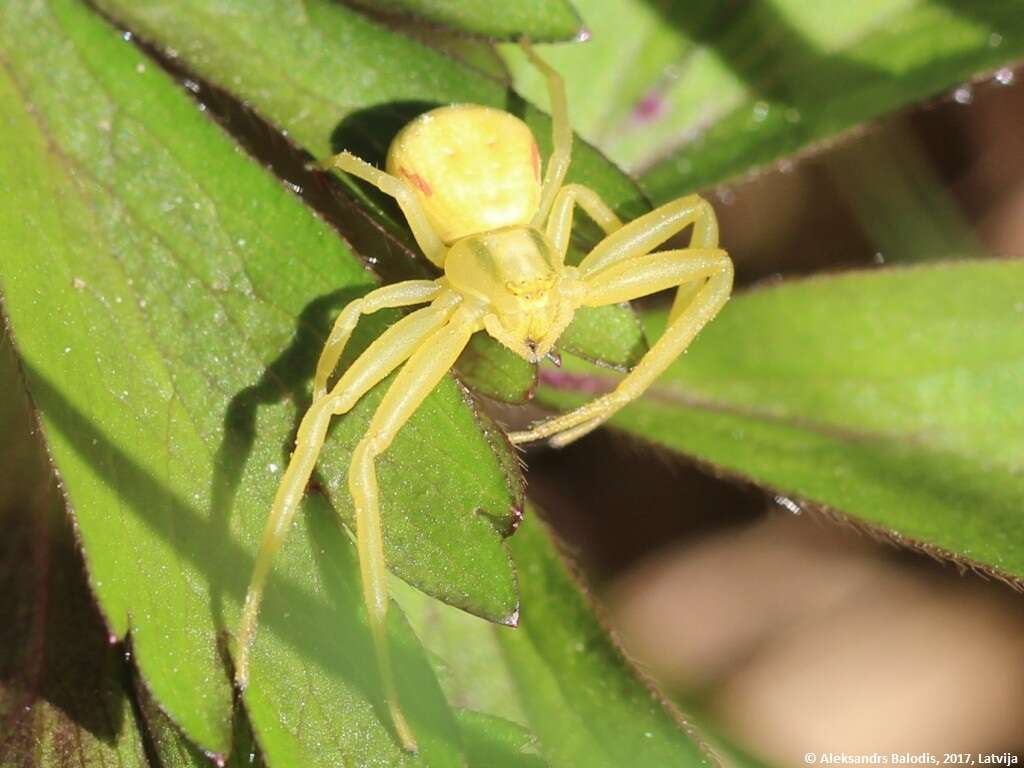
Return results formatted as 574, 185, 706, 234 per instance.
953, 85, 974, 105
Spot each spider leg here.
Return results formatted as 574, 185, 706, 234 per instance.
348, 307, 482, 752
509, 248, 732, 446
316, 151, 447, 267
579, 194, 718, 279
508, 193, 722, 446
314, 280, 442, 399
236, 296, 458, 692
545, 183, 623, 260
521, 40, 572, 227
579, 192, 720, 344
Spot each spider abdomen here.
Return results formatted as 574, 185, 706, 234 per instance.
386, 105, 542, 244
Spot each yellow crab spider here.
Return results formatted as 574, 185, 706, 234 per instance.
235, 41, 732, 752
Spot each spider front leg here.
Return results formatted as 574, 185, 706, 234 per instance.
235, 295, 458, 718
314, 280, 442, 400
509, 193, 725, 446
521, 39, 572, 226
579, 193, 718, 274
509, 247, 732, 447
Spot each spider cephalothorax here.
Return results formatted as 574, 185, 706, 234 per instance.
236, 41, 733, 753
444, 227, 578, 362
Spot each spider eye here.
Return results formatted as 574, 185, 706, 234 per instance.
506, 276, 554, 297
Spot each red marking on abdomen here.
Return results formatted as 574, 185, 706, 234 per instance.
401, 166, 432, 196
530, 142, 541, 181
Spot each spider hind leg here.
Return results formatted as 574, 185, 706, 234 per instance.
347, 312, 479, 752
235, 296, 459, 752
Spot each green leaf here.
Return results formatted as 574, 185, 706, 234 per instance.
558, 304, 647, 370
0, 0, 516, 758
398, 25, 513, 83
821, 119, 984, 265
502, 0, 1024, 200
0, 339, 150, 768
457, 335, 538, 403
539, 260, 1024, 585
500, 0, 694, 158
92, 0, 651, 392
138, 702, 216, 768
499, 516, 712, 767
241, 507, 464, 767
454, 711, 547, 768
136, 679, 261, 768
671, 703, 778, 768
396, 583, 527, 728
397, 513, 713, 768
348, 0, 584, 41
